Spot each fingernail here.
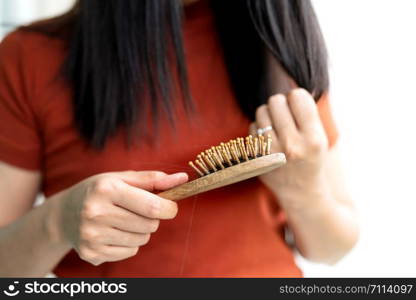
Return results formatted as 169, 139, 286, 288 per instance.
173, 172, 188, 179
169, 172, 185, 176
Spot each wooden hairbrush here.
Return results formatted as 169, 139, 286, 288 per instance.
158, 134, 286, 201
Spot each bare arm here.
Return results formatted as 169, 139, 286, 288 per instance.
253, 89, 359, 264
276, 145, 358, 264
0, 161, 188, 277
0, 162, 70, 277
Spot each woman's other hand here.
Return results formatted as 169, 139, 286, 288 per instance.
252, 88, 358, 264
252, 88, 328, 209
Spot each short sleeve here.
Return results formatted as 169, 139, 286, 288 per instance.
0, 31, 41, 170
317, 92, 339, 149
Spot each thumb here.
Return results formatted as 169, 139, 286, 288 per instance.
113, 171, 188, 191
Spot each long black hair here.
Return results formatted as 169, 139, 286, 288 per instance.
25, 0, 328, 148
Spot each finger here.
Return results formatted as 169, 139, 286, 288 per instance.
113, 171, 188, 191
152, 172, 189, 191
286, 88, 321, 133
249, 122, 257, 136
111, 183, 178, 220
255, 104, 273, 130
267, 94, 298, 142
98, 205, 159, 234
255, 104, 282, 152
101, 228, 151, 248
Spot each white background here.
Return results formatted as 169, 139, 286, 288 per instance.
1, 0, 415, 277
300, 0, 416, 277
0, 0, 73, 37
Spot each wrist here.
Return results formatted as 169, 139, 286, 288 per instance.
43, 194, 72, 251
272, 172, 332, 213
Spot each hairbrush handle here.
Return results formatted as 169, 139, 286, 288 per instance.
158, 153, 286, 201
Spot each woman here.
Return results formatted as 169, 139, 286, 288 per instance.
0, 0, 358, 277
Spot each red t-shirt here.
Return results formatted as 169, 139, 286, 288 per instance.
0, 1, 338, 277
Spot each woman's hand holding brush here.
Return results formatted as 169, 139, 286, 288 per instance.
46, 171, 188, 266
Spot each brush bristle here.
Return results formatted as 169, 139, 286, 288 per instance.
188, 134, 272, 177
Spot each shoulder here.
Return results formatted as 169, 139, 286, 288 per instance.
1, 28, 67, 65
0, 27, 68, 101
0, 30, 24, 63
0, 28, 70, 122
